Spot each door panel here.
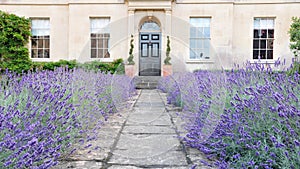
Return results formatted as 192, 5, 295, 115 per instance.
141, 43, 149, 57
139, 33, 161, 76
151, 43, 159, 57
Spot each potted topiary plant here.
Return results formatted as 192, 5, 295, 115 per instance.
163, 36, 172, 76
125, 35, 135, 77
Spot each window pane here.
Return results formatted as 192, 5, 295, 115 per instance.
98, 39, 104, 48
104, 50, 110, 58
196, 27, 203, 38
261, 30, 267, 38
98, 49, 104, 58
142, 43, 148, 57
190, 18, 200, 27
260, 40, 266, 49
38, 39, 43, 48
190, 27, 197, 37
91, 49, 97, 58
268, 29, 274, 38
190, 39, 196, 48
38, 49, 43, 58
152, 35, 159, 40
267, 19, 274, 29
31, 49, 38, 58
253, 50, 259, 59
254, 30, 259, 38
31, 19, 50, 36
198, 50, 204, 59
152, 43, 159, 57
260, 19, 268, 29
44, 49, 50, 58
90, 18, 110, 33
204, 47, 210, 59
103, 39, 109, 49
254, 18, 260, 29
31, 39, 37, 48
142, 35, 149, 40
140, 20, 160, 32
253, 40, 259, 49
260, 50, 266, 59
91, 39, 96, 48
204, 39, 210, 49
267, 39, 273, 49
201, 18, 211, 27
197, 40, 203, 49
203, 27, 210, 38
190, 49, 196, 59
44, 39, 49, 48
267, 50, 273, 59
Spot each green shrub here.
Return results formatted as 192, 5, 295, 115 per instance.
77, 58, 124, 74
32, 60, 77, 71
288, 17, 300, 74
0, 10, 32, 73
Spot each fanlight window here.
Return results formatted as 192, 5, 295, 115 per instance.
140, 21, 160, 32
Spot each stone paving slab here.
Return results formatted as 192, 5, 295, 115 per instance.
114, 134, 181, 156
51, 89, 215, 169
122, 125, 176, 134
108, 150, 188, 166
127, 113, 171, 126
135, 103, 165, 108
107, 165, 188, 169
132, 107, 166, 112
53, 161, 103, 169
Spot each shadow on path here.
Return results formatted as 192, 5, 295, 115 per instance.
53, 90, 212, 169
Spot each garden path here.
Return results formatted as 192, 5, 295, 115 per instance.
53, 90, 210, 169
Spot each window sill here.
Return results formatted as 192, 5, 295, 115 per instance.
90, 58, 114, 62
186, 59, 214, 64
249, 60, 276, 64
31, 58, 52, 62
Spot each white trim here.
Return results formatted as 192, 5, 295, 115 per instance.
90, 58, 114, 62
31, 58, 52, 62
186, 60, 214, 64
249, 60, 276, 64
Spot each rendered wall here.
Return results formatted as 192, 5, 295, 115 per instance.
232, 3, 299, 68
1, 0, 300, 72
0, 4, 69, 62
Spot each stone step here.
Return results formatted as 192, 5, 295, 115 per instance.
133, 76, 162, 89
135, 82, 158, 89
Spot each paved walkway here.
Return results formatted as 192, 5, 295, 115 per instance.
53, 90, 209, 169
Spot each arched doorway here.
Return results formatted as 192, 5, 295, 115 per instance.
139, 20, 161, 76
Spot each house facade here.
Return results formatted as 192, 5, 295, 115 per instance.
1, 0, 299, 75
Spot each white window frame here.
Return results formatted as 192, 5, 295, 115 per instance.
189, 17, 211, 60
90, 17, 110, 59
253, 17, 275, 60
30, 18, 50, 59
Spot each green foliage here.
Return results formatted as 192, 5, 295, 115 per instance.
164, 36, 171, 65
288, 17, 300, 74
0, 10, 32, 73
32, 60, 77, 71
287, 61, 300, 75
77, 58, 124, 74
127, 35, 135, 65
289, 17, 300, 58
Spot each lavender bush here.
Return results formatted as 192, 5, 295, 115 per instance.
159, 64, 300, 168
0, 68, 135, 168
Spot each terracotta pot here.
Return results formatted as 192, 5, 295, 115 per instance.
125, 64, 135, 78
163, 65, 172, 77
